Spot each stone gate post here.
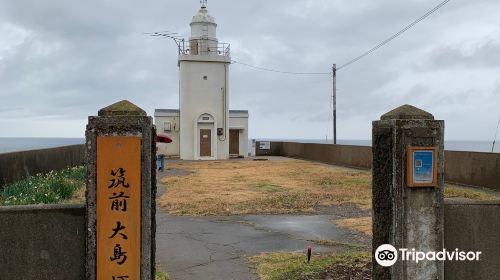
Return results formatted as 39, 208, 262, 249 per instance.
85, 100, 156, 280
372, 104, 444, 280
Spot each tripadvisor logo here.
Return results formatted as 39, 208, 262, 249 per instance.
375, 244, 398, 267
375, 244, 482, 267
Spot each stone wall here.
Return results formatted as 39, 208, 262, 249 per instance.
0, 204, 86, 280
258, 142, 500, 190
0, 145, 85, 189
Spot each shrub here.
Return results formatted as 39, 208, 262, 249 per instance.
0, 166, 85, 206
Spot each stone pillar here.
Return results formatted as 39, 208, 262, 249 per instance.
86, 100, 156, 280
372, 104, 444, 280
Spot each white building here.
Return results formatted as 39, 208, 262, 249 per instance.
155, 2, 249, 160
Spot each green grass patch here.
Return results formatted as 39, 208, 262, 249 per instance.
314, 177, 342, 187
155, 271, 170, 280
0, 166, 85, 206
309, 239, 369, 250
254, 183, 286, 193
250, 250, 371, 280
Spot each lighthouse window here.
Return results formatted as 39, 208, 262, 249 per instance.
164, 122, 172, 132
203, 75, 208, 80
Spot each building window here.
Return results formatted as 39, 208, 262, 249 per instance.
164, 122, 172, 132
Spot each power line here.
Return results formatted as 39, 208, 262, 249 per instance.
231, 60, 331, 75
337, 0, 451, 70
232, 0, 450, 74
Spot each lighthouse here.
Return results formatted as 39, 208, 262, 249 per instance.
155, 1, 249, 160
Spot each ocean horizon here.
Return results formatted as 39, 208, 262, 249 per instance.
0, 137, 498, 154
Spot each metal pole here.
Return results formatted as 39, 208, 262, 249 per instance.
332, 64, 337, 145
492, 117, 500, 153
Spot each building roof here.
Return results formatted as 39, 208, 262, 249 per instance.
155, 109, 248, 118
229, 110, 248, 114
155, 109, 180, 114
155, 109, 248, 114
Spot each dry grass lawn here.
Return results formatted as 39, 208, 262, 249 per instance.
159, 159, 372, 215
159, 158, 498, 216
444, 185, 497, 200
66, 185, 86, 204
334, 217, 372, 236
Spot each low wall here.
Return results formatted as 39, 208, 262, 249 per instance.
281, 142, 372, 169
0, 145, 85, 189
257, 142, 500, 190
0, 204, 86, 280
444, 199, 500, 280
444, 150, 500, 191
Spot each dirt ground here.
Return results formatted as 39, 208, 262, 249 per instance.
159, 158, 372, 216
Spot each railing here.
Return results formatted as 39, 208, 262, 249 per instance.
178, 39, 230, 57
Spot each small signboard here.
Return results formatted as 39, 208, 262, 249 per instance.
259, 141, 271, 150
406, 146, 438, 187
97, 136, 141, 280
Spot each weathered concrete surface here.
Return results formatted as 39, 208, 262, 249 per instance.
444, 150, 500, 191
371, 125, 393, 280
0, 204, 85, 280
155, 213, 357, 280
372, 105, 444, 280
281, 142, 372, 169
256, 141, 372, 169
0, 144, 85, 189
86, 100, 156, 280
242, 215, 348, 241
444, 199, 500, 280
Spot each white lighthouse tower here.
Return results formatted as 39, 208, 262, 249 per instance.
179, 1, 230, 160
155, 1, 249, 160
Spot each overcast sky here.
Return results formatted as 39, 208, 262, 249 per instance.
1, 0, 499, 141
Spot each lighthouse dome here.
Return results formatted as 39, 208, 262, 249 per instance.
190, 3, 217, 40
191, 4, 216, 25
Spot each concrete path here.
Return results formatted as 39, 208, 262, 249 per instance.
155, 165, 370, 280
156, 213, 360, 280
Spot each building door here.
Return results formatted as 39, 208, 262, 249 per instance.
229, 129, 239, 155
199, 129, 211, 157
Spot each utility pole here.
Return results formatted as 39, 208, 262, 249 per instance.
492, 117, 500, 153
332, 64, 337, 145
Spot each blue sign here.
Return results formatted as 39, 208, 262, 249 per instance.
413, 150, 434, 183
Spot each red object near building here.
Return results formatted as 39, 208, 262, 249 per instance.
156, 134, 172, 143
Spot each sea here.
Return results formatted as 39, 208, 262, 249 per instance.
0, 137, 499, 154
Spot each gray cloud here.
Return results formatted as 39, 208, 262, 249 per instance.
0, 0, 499, 140
420, 39, 500, 70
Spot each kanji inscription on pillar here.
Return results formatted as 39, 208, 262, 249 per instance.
97, 136, 141, 280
